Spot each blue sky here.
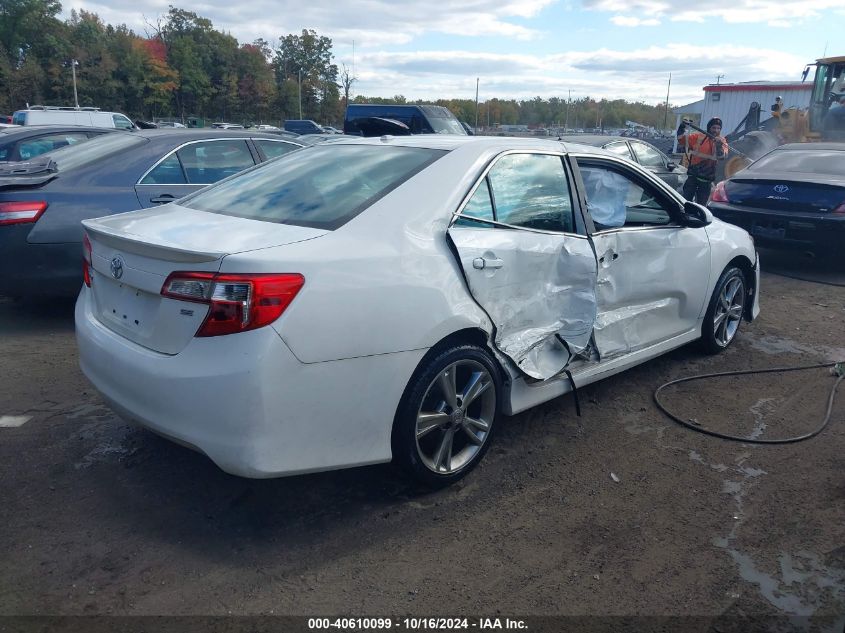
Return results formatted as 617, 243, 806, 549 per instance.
62, 0, 845, 105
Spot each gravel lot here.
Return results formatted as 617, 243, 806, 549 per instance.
1, 261, 843, 632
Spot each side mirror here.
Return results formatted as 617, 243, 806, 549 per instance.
666, 161, 676, 171
681, 201, 713, 228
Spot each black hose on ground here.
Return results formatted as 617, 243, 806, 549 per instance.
653, 362, 845, 444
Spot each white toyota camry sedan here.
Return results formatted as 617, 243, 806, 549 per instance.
75, 135, 760, 487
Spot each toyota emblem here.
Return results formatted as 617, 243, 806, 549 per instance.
773, 184, 789, 194
110, 256, 124, 280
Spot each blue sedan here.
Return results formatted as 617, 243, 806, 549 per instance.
0, 129, 308, 298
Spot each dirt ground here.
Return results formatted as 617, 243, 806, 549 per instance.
0, 258, 843, 632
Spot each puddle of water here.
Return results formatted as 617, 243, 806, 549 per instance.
0, 415, 31, 428
74, 414, 136, 470
747, 334, 845, 363
749, 398, 778, 441
690, 450, 844, 617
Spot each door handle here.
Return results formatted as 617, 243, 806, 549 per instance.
150, 194, 177, 204
599, 253, 619, 264
472, 257, 504, 270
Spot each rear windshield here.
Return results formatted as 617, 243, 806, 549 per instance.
40, 132, 145, 172
182, 144, 446, 230
749, 149, 845, 176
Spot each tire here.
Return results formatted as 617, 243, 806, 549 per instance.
701, 266, 747, 354
392, 344, 502, 488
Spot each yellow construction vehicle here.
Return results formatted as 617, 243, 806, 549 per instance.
720, 55, 845, 178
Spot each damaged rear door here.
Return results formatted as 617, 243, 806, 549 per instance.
448, 151, 598, 380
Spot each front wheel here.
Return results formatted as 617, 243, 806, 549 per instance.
392, 344, 501, 488
701, 266, 746, 354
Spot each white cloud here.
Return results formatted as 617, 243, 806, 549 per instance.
610, 15, 660, 26
353, 43, 808, 104
62, 0, 552, 45
584, 0, 845, 26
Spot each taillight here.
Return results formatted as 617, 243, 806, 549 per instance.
161, 272, 305, 337
833, 201, 845, 215
709, 181, 729, 203
82, 233, 93, 287
0, 201, 48, 226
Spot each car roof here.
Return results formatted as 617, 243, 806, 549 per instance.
776, 143, 845, 151
108, 128, 311, 144
321, 134, 617, 157
0, 125, 116, 138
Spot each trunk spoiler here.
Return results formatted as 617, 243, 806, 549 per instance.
0, 158, 58, 189
82, 221, 225, 264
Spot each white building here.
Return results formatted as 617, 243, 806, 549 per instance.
699, 81, 812, 135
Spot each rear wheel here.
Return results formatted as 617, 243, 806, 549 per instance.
392, 345, 501, 487
701, 266, 746, 354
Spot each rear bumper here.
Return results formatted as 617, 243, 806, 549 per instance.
75, 287, 426, 478
0, 225, 81, 297
709, 203, 845, 254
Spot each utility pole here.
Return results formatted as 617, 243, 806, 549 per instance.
71, 59, 80, 109
565, 89, 571, 131
298, 69, 302, 119
474, 77, 479, 131
663, 72, 672, 132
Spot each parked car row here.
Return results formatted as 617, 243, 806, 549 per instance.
0, 129, 312, 297
67, 135, 759, 486
6, 99, 845, 489
707, 143, 845, 256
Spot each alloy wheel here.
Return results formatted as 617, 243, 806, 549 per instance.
713, 275, 745, 348
414, 360, 497, 475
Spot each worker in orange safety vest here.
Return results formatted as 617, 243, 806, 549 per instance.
676, 117, 729, 204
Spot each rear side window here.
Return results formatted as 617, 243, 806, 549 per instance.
255, 139, 301, 159
141, 154, 186, 184
487, 154, 576, 232
630, 142, 666, 168
183, 145, 445, 230
18, 133, 89, 160
603, 142, 632, 160
177, 140, 255, 184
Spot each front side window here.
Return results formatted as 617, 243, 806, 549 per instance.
113, 114, 134, 130
579, 163, 673, 230
177, 140, 255, 184
182, 144, 445, 230
487, 153, 575, 233
630, 142, 666, 168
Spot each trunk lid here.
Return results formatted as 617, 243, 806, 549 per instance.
725, 172, 845, 214
83, 204, 328, 354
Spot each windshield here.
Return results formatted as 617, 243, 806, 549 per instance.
40, 132, 146, 172
182, 144, 446, 230
749, 149, 845, 177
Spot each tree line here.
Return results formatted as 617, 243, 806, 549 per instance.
0, 1, 675, 129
